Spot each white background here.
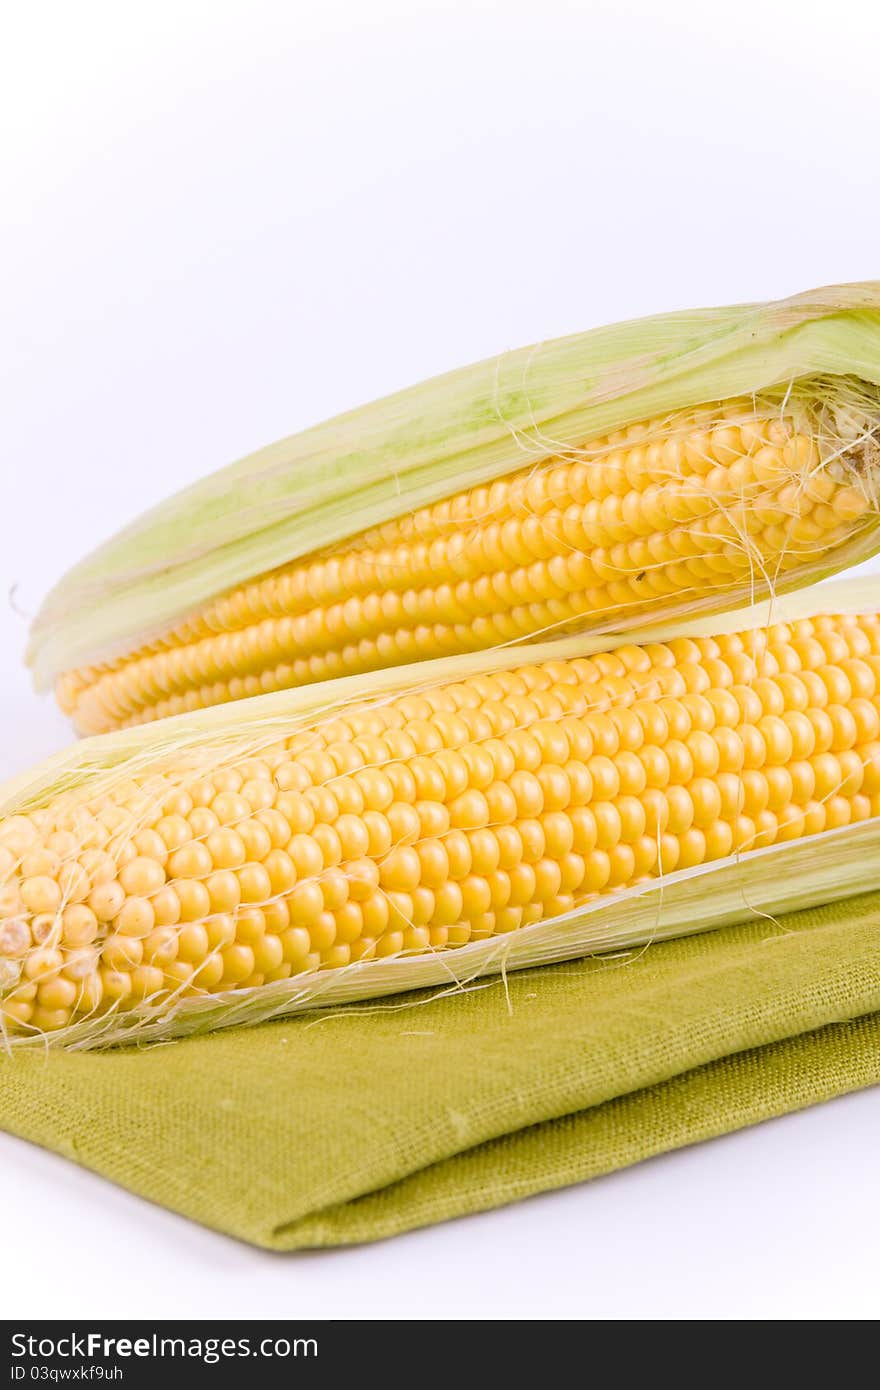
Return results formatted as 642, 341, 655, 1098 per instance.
1, 0, 879, 1320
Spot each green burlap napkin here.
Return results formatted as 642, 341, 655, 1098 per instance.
2, 891, 879, 1250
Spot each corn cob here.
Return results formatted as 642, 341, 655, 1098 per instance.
3, 585, 879, 1046
29, 286, 880, 734
55, 390, 877, 734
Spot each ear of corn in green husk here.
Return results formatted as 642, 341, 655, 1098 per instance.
28, 283, 880, 734
3, 577, 879, 1049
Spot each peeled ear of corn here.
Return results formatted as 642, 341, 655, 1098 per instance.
3, 577, 879, 1048
30, 284, 880, 734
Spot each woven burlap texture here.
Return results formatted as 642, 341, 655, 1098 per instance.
2, 891, 879, 1249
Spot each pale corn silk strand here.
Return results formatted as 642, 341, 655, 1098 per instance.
1, 579, 879, 1050
54, 377, 880, 735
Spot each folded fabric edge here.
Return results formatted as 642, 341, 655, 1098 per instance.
275, 1010, 880, 1250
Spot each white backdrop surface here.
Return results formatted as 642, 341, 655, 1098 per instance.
1, 0, 878, 1320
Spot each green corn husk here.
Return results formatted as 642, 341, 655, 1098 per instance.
4, 576, 879, 1050
27, 282, 880, 695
